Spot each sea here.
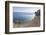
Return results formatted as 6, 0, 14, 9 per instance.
13, 12, 35, 22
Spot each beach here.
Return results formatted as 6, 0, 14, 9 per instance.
13, 16, 40, 28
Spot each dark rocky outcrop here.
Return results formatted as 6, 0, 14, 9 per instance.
35, 9, 40, 16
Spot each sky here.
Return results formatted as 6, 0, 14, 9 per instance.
13, 7, 40, 13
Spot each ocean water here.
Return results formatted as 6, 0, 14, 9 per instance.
13, 12, 35, 22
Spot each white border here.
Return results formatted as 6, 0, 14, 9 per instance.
9, 3, 43, 32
